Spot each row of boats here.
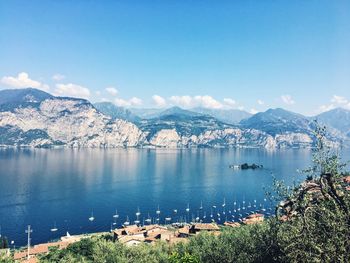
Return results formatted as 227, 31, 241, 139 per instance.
47, 198, 274, 233
82, 197, 274, 230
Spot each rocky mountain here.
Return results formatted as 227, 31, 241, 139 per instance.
0, 88, 53, 112
191, 107, 252, 124
138, 106, 237, 147
0, 88, 145, 147
94, 102, 141, 123
315, 108, 350, 137
0, 88, 348, 149
239, 108, 348, 148
240, 108, 312, 136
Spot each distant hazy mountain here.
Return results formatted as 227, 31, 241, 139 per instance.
156, 106, 206, 118
240, 108, 312, 136
129, 106, 206, 120
0, 88, 347, 148
191, 107, 252, 124
315, 108, 350, 137
129, 108, 165, 119
139, 106, 233, 139
94, 102, 140, 123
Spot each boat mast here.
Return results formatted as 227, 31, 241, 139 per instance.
25, 225, 32, 260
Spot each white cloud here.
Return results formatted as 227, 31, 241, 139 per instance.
194, 95, 223, 109
95, 91, 101, 96
281, 94, 295, 105
250, 108, 259, 114
105, 86, 118, 96
331, 95, 347, 105
318, 95, 350, 113
223, 98, 236, 108
152, 95, 167, 108
54, 83, 90, 99
169, 95, 193, 108
52, 73, 65, 81
319, 104, 336, 113
169, 95, 223, 109
115, 97, 143, 107
257, 99, 264, 105
1, 72, 50, 91
130, 97, 142, 106
238, 106, 245, 111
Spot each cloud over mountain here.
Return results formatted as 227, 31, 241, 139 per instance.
281, 95, 295, 105
319, 95, 350, 113
54, 83, 91, 99
115, 97, 142, 107
1, 72, 49, 91
105, 86, 118, 96
152, 95, 167, 108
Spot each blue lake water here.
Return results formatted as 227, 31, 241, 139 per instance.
0, 148, 348, 246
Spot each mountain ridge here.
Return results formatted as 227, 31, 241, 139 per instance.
0, 88, 348, 148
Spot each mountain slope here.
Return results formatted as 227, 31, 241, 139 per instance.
192, 107, 252, 124
129, 108, 165, 119
139, 106, 233, 138
0, 88, 347, 149
315, 108, 350, 137
0, 88, 53, 112
94, 102, 140, 123
0, 88, 145, 147
240, 108, 312, 136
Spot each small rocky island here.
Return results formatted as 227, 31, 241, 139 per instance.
229, 163, 263, 170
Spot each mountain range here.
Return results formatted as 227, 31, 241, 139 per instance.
0, 88, 349, 148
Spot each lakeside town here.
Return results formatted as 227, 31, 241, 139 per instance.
2, 212, 264, 263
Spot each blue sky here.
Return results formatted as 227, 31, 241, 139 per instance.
0, 0, 349, 115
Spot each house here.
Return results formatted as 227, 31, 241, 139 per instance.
13, 234, 83, 262
121, 225, 143, 235
113, 225, 145, 241
144, 225, 168, 236
144, 236, 158, 244
243, 213, 264, 225
118, 235, 145, 247
190, 223, 220, 234
160, 230, 176, 242
177, 226, 190, 237
113, 224, 174, 245
224, 221, 241, 228
343, 176, 350, 184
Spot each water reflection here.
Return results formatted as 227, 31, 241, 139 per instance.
0, 147, 346, 246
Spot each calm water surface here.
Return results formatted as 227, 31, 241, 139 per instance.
0, 148, 348, 246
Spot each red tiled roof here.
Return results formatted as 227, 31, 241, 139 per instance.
193, 223, 220, 231
224, 221, 241, 227
343, 176, 350, 184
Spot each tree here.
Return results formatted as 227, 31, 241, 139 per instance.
274, 124, 350, 262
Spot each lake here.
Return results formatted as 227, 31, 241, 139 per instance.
0, 148, 348, 246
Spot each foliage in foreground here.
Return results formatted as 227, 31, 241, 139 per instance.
39, 223, 281, 263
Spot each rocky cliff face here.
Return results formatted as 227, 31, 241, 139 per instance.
0, 96, 145, 147
145, 128, 325, 149
0, 88, 347, 149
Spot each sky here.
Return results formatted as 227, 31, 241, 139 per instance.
0, 0, 350, 116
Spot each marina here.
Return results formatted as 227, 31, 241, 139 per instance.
12, 212, 267, 262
